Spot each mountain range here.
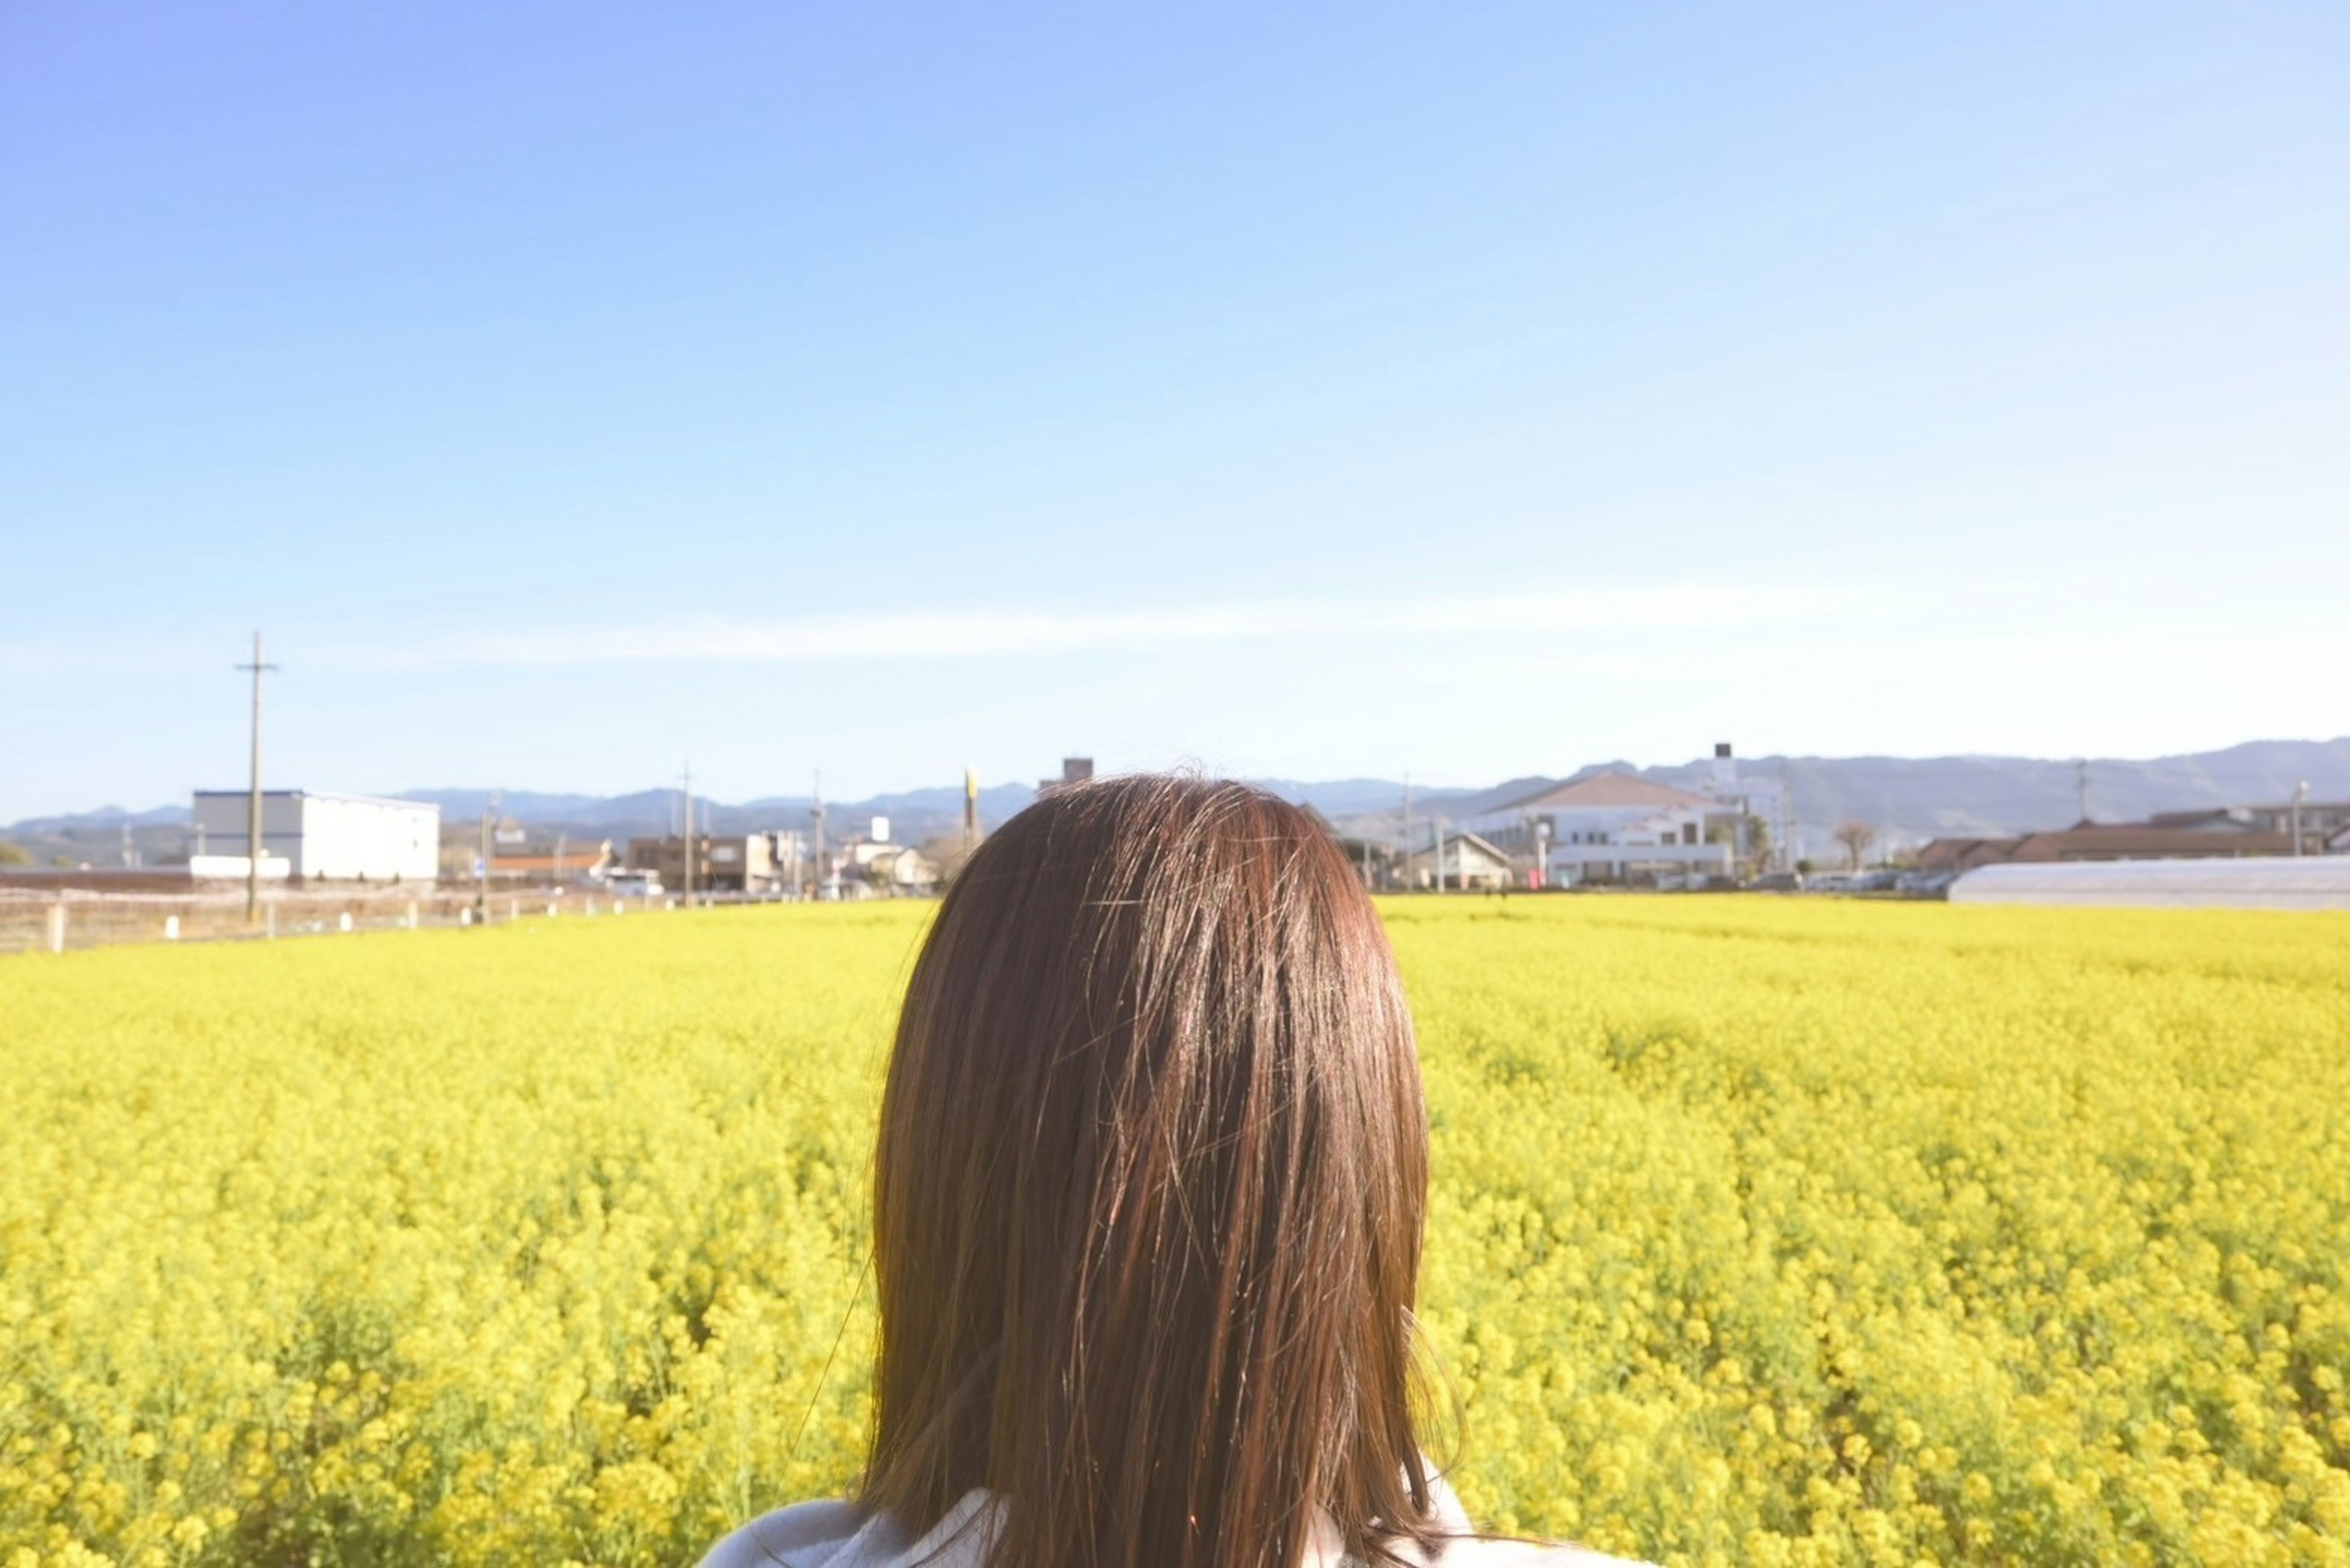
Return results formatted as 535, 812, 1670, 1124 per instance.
10, 738, 2347, 867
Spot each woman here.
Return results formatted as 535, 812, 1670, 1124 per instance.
704, 776, 1645, 1568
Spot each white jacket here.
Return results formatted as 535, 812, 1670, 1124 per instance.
699, 1476, 1649, 1567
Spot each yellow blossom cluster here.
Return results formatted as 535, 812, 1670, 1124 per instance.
1398, 897, 2350, 1566
2, 897, 2344, 1566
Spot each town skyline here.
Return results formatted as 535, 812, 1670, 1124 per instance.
13, 734, 2348, 867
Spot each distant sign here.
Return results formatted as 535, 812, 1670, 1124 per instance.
871, 815, 890, 843
494, 827, 528, 845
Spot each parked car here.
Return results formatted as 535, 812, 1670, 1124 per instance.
604, 869, 664, 898
1750, 871, 1804, 892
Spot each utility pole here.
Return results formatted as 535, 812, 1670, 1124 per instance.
2292, 779, 2310, 857
963, 767, 980, 865
234, 633, 279, 924
2076, 758, 2092, 825
810, 771, 827, 902
1401, 773, 1413, 894
682, 764, 695, 905
1777, 762, 1794, 875
476, 789, 500, 923
1434, 817, 1449, 893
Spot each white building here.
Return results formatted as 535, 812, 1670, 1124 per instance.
1464, 771, 1736, 886
190, 790, 440, 883
1697, 743, 1791, 871
1403, 830, 1517, 891
1951, 857, 2350, 911
839, 839, 940, 897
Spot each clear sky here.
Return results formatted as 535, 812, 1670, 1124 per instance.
3, 2, 2344, 818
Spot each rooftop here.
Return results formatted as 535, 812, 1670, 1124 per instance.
1497, 771, 1721, 814
192, 789, 439, 813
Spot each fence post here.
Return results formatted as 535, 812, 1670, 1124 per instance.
339, 912, 354, 933
165, 915, 181, 941
47, 904, 66, 954
264, 903, 276, 940
406, 900, 419, 930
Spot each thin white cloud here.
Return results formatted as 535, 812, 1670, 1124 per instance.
327, 584, 1860, 670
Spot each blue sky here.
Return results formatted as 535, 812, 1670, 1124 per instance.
3, 2, 2344, 818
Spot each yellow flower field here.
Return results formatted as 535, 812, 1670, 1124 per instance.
3, 898, 2346, 1566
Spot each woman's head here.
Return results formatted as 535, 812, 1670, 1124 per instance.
863, 775, 1437, 1568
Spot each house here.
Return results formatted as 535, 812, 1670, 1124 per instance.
1463, 772, 1734, 886
839, 840, 940, 897
1037, 758, 1094, 796
2008, 825, 2296, 862
2144, 808, 2265, 832
487, 840, 614, 883
2235, 800, 2350, 842
627, 832, 795, 894
1918, 819, 2297, 868
1913, 838, 2020, 874
2149, 801, 2350, 848
1401, 830, 1516, 891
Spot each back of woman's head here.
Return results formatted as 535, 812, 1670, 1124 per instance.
863, 774, 1438, 1568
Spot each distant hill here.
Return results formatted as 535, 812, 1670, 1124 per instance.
4, 803, 190, 834
11, 739, 2346, 866
1311, 739, 2350, 853
392, 739, 2350, 852
1673, 738, 2350, 848
396, 783, 1039, 848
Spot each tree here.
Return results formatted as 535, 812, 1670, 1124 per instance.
0, 840, 28, 865
916, 834, 976, 889
1833, 819, 1878, 871
1710, 813, 1773, 878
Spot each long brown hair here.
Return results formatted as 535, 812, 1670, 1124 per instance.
860, 774, 1442, 1567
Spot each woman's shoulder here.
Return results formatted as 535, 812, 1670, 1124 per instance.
698, 1492, 995, 1567
1428, 1539, 1651, 1567
696, 1498, 869, 1567
699, 1491, 1651, 1568
1403, 1476, 1652, 1568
